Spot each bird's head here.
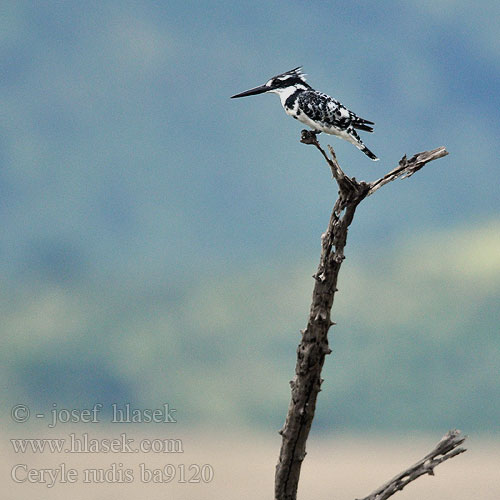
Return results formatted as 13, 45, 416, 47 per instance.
231, 67, 311, 99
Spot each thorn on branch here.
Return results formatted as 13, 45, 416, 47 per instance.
313, 272, 326, 282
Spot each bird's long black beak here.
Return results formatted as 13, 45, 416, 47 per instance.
231, 84, 269, 98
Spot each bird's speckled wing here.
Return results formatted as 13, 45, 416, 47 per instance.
297, 91, 374, 132
297, 91, 352, 129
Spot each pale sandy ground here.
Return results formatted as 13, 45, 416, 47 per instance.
2, 429, 499, 499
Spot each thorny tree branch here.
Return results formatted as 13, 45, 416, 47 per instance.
274, 131, 452, 500
358, 429, 467, 500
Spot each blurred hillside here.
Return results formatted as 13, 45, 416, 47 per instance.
3, 220, 499, 432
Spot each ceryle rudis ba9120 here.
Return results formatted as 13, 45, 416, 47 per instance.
231, 67, 378, 161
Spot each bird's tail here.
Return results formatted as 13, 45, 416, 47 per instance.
359, 144, 379, 161
348, 127, 379, 161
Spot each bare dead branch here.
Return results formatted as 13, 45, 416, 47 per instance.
367, 146, 449, 196
357, 429, 467, 500
274, 134, 450, 500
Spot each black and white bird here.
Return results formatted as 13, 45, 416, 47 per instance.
231, 67, 378, 161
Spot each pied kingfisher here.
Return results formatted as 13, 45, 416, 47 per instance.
231, 67, 378, 161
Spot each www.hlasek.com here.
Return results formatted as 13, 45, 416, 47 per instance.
11, 433, 184, 454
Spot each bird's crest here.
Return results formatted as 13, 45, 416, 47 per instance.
273, 67, 307, 82
265, 67, 310, 91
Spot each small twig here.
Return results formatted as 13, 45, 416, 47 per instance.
300, 131, 360, 192
357, 429, 467, 500
300, 130, 337, 179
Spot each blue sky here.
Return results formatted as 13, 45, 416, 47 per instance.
1, 1, 499, 433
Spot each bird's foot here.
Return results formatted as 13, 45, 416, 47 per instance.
300, 129, 321, 145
